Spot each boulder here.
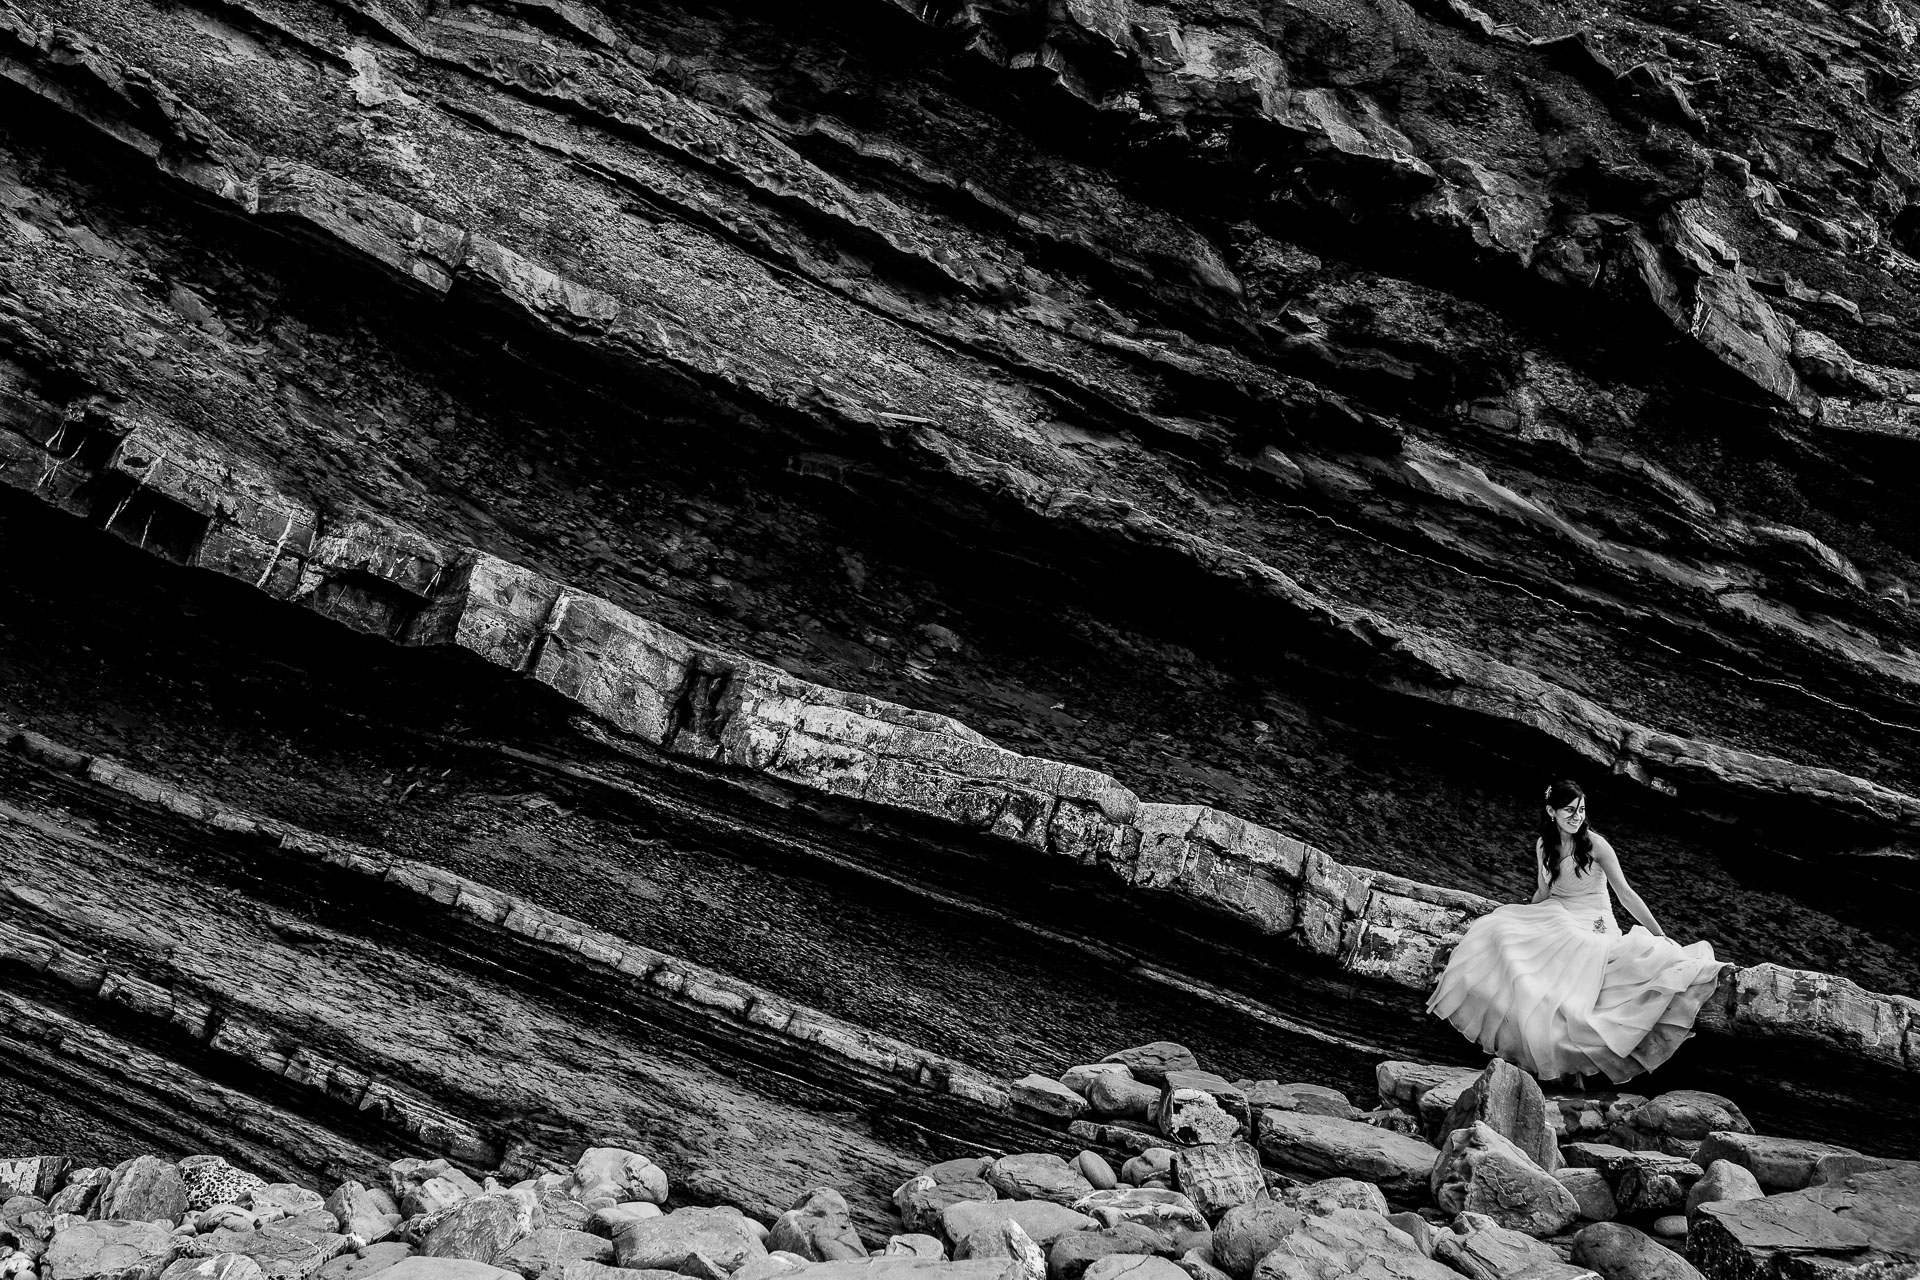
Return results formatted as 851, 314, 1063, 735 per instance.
1045, 1227, 1164, 1280
100, 1162, 189, 1227
988, 1160, 1095, 1210
495, 1230, 612, 1280
1385, 1216, 1434, 1260
1614, 1166, 1696, 1219
44, 1222, 180, 1280
1159, 1075, 1249, 1126
1248, 1208, 1457, 1280
388, 1168, 481, 1224
1072, 1158, 1117, 1194
585, 1206, 661, 1237
1089, 1079, 1163, 1124
1373, 1064, 1481, 1113
612, 1209, 766, 1273
1687, 1134, 1860, 1194
1276, 1180, 1387, 1218
1432, 1124, 1579, 1237
1067, 1193, 1204, 1256
799, 1264, 1025, 1280
1613, 1096, 1750, 1160
1236, 1085, 1350, 1121
176, 1166, 263, 1219
884, 1238, 946, 1261
1554, 1170, 1617, 1223
1015, 1079, 1090, 1122
1064, 1067, 1136, 1098
1417, 1080, 1479, 1146
249, 1191, 325, 1224
1433, 1212, 1563, 1280
48, 1177, 105, 1220
1119, 1155, 1173, 1192
1685, 1160, 1919, 1280
768, 1189, 866, 1262
897, 1162, 998, 1237
1682, 1163, 1760, 1218
0, 1161, 73, 1203
1173, 1253, 1231, 1280
1211, 1203, 1305, 1279
159, 1260, 266, 1280
1573, 1224, 1704, 1280
1081, 1260, 1186, 1280
1157, 1091, 1241, 1147
954, 1218, 1046, 1280
568, 1153, 666, 1211
315, 1245, 414, 1280
356, 1262, 518, 1280
1101, 1046, 1199, 1087
420, 1195, 540, 1265
1444, 1062, 1559, 1173
323, 1185, 397, 1247
941, 1204, 1098, 1253
1650, 1217, 1686, 1240
1169, 1146, 1263, 1223
1256, 1112, 1439, 1203
733, 1255, 810, 1280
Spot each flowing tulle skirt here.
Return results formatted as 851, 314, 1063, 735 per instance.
1425, 900, 1728, 1084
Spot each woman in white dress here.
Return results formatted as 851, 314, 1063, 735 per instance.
1425, 780, 1729, 1085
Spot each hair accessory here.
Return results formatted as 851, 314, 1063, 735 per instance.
1543, 786, 1551, 801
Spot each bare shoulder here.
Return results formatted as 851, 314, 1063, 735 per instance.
1588, 830, 1621, 861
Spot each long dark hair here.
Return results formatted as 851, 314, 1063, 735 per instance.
1538, 779, 1595, 886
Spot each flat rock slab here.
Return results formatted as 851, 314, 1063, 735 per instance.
1256, 1111, 1439, 1202
1686, 1161, 1920, 1280
46, 1222, 182, 1280
364, 1261, 520, 1280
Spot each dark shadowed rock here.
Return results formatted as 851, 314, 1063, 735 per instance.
1685, 1160, 1919, 1280
1555, 1170, 1618, 1224
1688, 1136, 1861, 1194
1614, 1096, 1751, 1160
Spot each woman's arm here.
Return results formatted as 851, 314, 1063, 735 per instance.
1591, 835, 1666, 936
1529, 839, 1550, 904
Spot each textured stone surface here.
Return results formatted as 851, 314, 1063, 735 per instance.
1248, 1209, 1457, 1280
1572, 1225, 1705, 1280
1445, 1062, 1560, 1173
1686, 1160, 1920, 1280
1433, 1125, 1580, 1237
987, 1160, 1095, 1211
1257, 1112, 1440, 1202
1688, 1136, 1862, 1194
612, 1210, 766, 1273
768, 1189, 868, 1262
44, 1222, 180, 1280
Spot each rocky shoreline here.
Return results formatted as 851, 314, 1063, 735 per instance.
3, 1044, 1911, 1280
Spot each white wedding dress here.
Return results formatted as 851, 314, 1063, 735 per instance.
1425, 851, 1727, 1083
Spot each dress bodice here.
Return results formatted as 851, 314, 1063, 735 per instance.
1543, 845, 1617, 932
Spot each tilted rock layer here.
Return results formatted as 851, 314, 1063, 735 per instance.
3, 0, 1920, 1207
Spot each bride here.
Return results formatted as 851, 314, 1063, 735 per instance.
1425, 780, 1729, 1085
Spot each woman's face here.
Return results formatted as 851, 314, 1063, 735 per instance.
1550, 796, 1586, 836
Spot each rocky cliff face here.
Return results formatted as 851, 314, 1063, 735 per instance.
3, 0, 1920, 1219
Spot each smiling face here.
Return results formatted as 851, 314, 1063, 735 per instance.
1550, 795, 1587, 836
